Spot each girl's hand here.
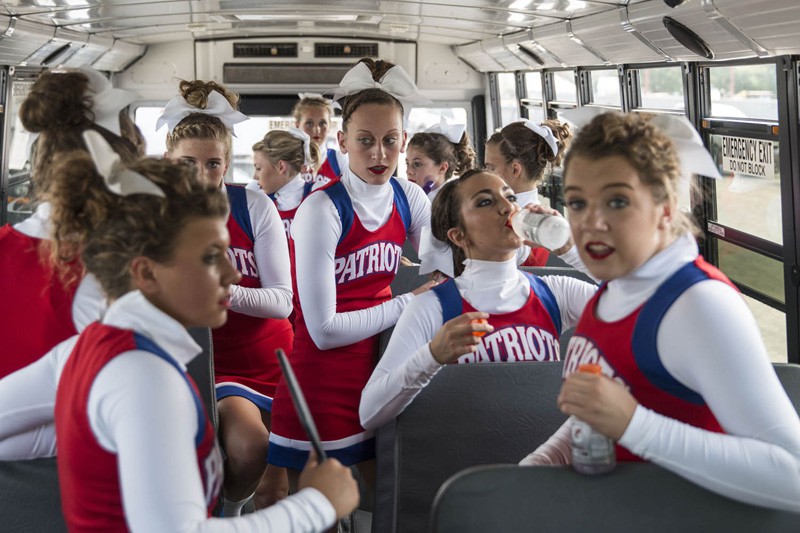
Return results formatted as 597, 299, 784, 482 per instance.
429, 312, 493, 364
557, 372, 638, 440
520, 204, 573, 255
411, 280, 437, 296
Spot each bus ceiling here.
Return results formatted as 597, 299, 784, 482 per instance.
0, 1, 797, 75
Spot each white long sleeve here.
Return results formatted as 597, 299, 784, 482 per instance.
228, 187, 293, 318
291, 170, 430, 350
0, 336, 75, 459
80, 291, 335, 532
359, 258, 596, 430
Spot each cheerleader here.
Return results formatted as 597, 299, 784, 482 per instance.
293, 93, 345, 183
520, 111, 800, 513
268, 59, 435, 488
50, 132, 358, 531
485, 119, 572, 266
0, 68, 137, 459
159, 80, 293, 515
406, 117, 476, 201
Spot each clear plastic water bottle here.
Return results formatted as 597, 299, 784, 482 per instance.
509, 210, 571, 250
571, 364, 616, 475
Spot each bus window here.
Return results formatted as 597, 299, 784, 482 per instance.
496, 73, 520, 125
522, 72, 545, 123
709, 133, 781, 244
4, 79, 36, 225
551, 70, 577, 104
636, 66, 684, 111
590, 69, 621, 107
742, 293, 788, 363
708, 64, 777, 121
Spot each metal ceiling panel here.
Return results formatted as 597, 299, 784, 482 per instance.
709, 0, 799, 56
60, 33, 114, 68
532, 21, 603, 67
91, 36, 146, 71
570, 8, 670, 66
0, 17, 56, 67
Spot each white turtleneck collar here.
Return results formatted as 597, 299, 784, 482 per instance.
13, 202, 51, 238
454, 257, 530, 314
274, 173, 306, 211
340, 165, 396, 230
597, 232, 699, 321
514, 189, 539, 207
102, 290, 201, 368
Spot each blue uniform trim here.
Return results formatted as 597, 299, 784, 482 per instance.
267, 437, 375, 470
133, 332, 205, 447
326, 148, 341, 177
389, 177, 412, 233
323, 181, 354, 245
631, 261, 708, 405
432, 279, 463, 323
433, 273, 561, 334
522, 272, 562, 334
215, 384, 273, 412
302, 180, 314, 199
226, 185, 255, 243
324, 177, 411, 245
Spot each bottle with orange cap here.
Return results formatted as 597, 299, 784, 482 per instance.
570, 363, 616, 475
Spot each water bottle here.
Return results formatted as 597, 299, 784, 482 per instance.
509, 210, 571, 250
570, 364, 616, 475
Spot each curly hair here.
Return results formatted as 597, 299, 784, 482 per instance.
408, 130, 476, 179
340, 58, 404, 130
20, 70, 137, 198
165, 80, 239, 163
253, 130, 322, 176
563, 111, 696, 236
46, 154, 229, 298
486, 119, 572, 185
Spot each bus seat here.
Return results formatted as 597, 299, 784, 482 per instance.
187, 327, 218, 429
429, 362, 800, 532
0, 327, 216, 532
372, 361, 567, 533
378, 265, 429, 361
519, 265, 596, 285
545, 251, 569, 268
430, 463, 800, 533
401, 239, 419, 265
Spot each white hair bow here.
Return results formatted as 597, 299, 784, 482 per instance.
419, 227, 455, 279
297, 92, 341, 110
50, 66, 139, 136
522, 120, 558, 157
82, 130, 165, 198
155, 90, 249, 135
558, 108, 721, 180
425, 116, 466, 144
331, 62, 432, 107
288, 127, 313, 167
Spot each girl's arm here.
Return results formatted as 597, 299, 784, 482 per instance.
0, 336, 77, 459
540, 275, 598, 332
91, 352, 336, 532
228, 190, 293, 319
518, 418, 573, 466
292, 192, 417, 350
359, 292, 444, 430
620, 280, 800, 512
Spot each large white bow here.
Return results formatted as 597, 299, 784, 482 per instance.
155, 90, 249, 135
51, 66, 139, 136
330, 62, 432, 107
418, 226, 455, 279
297, 92, 341, 110
82, 130, 165, 198
288, 127, 313, 167
424, 116, 466, 144
558, 108, 721, 180
522, 120, 558, 157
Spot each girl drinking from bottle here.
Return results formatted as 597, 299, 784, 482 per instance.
268, 59, 435, 487
51, 132, 358, 531
405, 118, 476, 201
360, 169, 597, 429
293, 93, 345, 183
520, 111, 800, 513
159, 79, 293, 515
485, 119, 572, 266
